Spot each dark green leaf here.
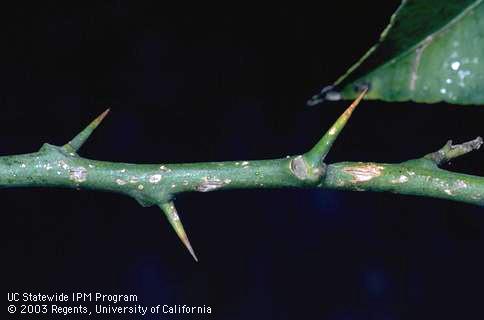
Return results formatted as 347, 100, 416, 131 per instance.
330, 0, 484, 105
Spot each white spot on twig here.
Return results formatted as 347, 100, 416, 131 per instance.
149, 174, 162, 183
116, 179, 127, 185
69, 167, 87, 183
59, 160, 70, 170
392, 175, 408, 183
137, 184, 144, 190
453, 180, 467, 190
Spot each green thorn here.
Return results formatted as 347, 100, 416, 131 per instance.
304, 88, 367, 167
64, 108, 110, 152
160, 202, 198, 262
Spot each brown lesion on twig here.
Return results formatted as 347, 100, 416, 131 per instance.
196, 177, 226, 192
425, 137, 483, 166
342, 163, 385, 183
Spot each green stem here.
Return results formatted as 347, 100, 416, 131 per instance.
1, 143, 482, 206
324, 160, 483, 206
2, 103, 482, 260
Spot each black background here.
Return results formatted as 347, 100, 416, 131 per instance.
3, 2, 484, 319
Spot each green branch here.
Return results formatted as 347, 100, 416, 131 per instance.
1, 96, 482, 260
424, 137, 483, 165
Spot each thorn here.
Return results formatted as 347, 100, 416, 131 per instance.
337, 87, 367, 122
64, 108, 110, 152
160, 202, 198, 262
304, 88, 367, 166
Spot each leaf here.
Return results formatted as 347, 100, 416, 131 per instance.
328, 0, 484, 105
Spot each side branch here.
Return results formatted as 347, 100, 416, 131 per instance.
424, 137, 483, 166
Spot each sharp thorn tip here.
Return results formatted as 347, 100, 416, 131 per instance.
160, 202, 199, 262
94, 108, 111, 125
